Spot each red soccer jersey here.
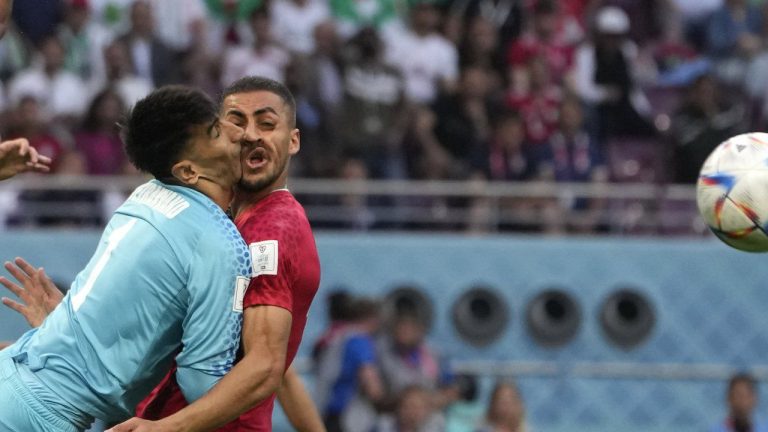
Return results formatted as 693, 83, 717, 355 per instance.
136, 190, 321, 431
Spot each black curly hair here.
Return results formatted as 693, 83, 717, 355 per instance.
123, 85, 218, 179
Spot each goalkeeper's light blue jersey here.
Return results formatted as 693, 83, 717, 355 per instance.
6, 180, 252, 427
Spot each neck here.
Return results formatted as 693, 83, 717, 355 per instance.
231, 178, 287, 218
195, 180, 235, 211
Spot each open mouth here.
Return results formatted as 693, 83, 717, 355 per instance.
245, 147, 268, 170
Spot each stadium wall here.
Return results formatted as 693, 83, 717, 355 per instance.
1, 232, 767, 432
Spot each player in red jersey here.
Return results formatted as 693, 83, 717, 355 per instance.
2, 77, 323, 432
126, 76, 323, 432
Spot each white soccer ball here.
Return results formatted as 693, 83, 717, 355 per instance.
697, 132, 768, 252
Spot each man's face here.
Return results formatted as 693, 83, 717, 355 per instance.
729, 381, 757, 419
183, 118, 244, 189
221, 91, 299, 193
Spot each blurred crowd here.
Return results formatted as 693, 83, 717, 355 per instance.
311, 290, 530, 432
0, 0, 766, 230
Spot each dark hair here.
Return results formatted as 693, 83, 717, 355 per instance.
533, 0, 556, 15
728, 373, 757, 396
123, 85, 217, 178
327, 289, 355, 322
220, 76, 296, 126
82, 88, 125, 132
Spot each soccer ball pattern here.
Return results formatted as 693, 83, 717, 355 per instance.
697, 132, 768, 252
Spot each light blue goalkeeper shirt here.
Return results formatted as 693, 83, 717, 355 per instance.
6, 180, 252, 428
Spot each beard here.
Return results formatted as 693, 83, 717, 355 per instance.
238, 155, 288, 192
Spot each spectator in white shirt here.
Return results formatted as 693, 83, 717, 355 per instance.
270, 0, 330, 55
384, 0, 458, 105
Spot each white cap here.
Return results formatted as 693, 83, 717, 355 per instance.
596, 6, 630, 34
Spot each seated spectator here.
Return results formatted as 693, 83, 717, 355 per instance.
384, 0, 459, 105
377, 312, 458, 412
476, 380, 528, 432
705, 0, 763, 86
710, 372, 768, 432
74, 88, 129, 175
670, 73, 746, 184
8, 36, 88, 122
572, 6, 656, 140
220, 6, 291, 86
270, 0, 330, 55
116, 0, 180, 87
538, 97, 607, 233
338, 27, 408, 179
4, 95, 67, 172
506, 0, 573, 90
473, 109, 532, 182
374, 385, 445, 432
58, 0, 113, 83
314, 297, 385, 432
100, 39, 153, 107
458, 16, 505, 82
446, 0, 522, 49
433, 66, 499, 177
505, 53, 562, 146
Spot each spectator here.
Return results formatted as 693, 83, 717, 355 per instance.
73, 88, 129, 175
385, 0, 459, 105
220, 7, 291, 85
572, 6, 657, 139
710, 373, 768, 432
100, 39, 153, 107
312, 289, 356, 362
330, 0, 400, 40
374, 385, 445, 432
539, 97, 607, 233
505, 53, 562, 146
337, 27, 408, 179
705, 0, 763, 86
117, 0, 180, 87
377, 312, 458, 412
4, 96, 68, 174
149, 0, 207, 52
10, 0, 61, 45
475, 109, 532, 181
8, 35, 87, 121
270, 0, 331, 55
506, 0, 573, 90
458, 16, 504, 87
476, 380, 528, 432
670, 73, 746, 183
432, 66, 498, 177
314, 297, 385, 432
58, 0, 113, 83
299, 20, 344, 176
447, 0, 522, 49
201, 0, 262, 52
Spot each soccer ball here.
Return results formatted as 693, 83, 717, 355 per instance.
697, 132, 768, 252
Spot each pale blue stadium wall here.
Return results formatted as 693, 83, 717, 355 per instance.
1, 231, 767, 432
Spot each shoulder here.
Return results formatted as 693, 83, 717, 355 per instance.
237, 192, 312, 243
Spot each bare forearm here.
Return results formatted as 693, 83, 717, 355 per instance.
160, 352, 283, 432
278, 367, 326, 432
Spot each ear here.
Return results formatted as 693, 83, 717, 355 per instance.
170, 159, 200, 185
289, 128, 300, 156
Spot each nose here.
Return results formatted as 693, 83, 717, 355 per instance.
243, 122, 262, 144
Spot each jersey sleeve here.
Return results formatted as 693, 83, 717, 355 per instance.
242, 238, 293, 313
175, 232, 247, 402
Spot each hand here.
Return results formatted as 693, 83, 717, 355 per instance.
0, 138, 52, 180
106, 418, 170, 432
1, 257, 63, 328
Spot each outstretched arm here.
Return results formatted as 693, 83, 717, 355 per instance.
278, 365, 326, 432
1, 257, 63, 327
0, 138, 52, 181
